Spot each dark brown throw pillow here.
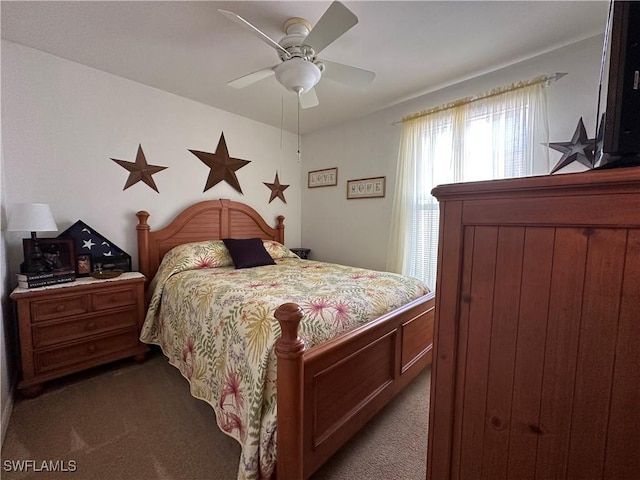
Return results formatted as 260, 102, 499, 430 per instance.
222, 238, 276, 269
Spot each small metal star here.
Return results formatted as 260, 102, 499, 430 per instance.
263, 172, 289, 204
549, 117, 596, 174
189, 132, 251, 194
111, 144, 167, 192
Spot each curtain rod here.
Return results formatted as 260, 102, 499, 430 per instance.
391, 72, 567, 126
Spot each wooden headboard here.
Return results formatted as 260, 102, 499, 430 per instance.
136, 199, 285, 284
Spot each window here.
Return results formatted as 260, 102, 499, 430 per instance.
388, 80, 549, 290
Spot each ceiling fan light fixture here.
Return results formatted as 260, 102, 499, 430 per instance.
274, 58, 321, 94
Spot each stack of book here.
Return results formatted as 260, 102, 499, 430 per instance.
17, 269, 76, 289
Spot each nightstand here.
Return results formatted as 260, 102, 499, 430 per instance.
10, 272, 149, 397
290, 248, 311, 259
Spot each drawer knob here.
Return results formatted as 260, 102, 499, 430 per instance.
56, 305, 65, 312
86, 321, 97, 330
87, 344, 97, 354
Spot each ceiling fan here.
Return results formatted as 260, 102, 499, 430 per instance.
218, 1, 375, 108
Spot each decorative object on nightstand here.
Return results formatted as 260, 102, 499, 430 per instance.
10, 272, 149, 398
16, 237, 76, 288
90, 268, 124, 279
58, 219, 132, 275
290, 248, 310, 259
7, 203, 59, 274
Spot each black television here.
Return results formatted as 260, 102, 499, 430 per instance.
598, 0, 640, 168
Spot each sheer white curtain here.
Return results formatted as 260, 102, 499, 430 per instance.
387, 80, 549, 290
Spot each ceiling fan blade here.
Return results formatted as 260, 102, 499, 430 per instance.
321, 60, 375, 90
218, 9, 291, 58
227, 66, 277, 89
303, 1, 358, 55
299, 88, 319, 109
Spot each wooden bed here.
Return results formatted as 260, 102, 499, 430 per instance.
136, 198, 435, 480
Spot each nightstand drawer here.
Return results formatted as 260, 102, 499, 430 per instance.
34, 329, 139, 374
31, 295, 89, 322
32, 309, 139, 348
92, 288, 137, 311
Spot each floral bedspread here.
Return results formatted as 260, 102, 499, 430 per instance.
140, 240, 429, 480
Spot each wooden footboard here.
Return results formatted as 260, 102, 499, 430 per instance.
275, 291, 435, 479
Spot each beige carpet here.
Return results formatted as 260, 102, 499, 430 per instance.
1, 351, 430, 480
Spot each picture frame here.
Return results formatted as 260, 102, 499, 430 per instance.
76, 254, 92, 276
347, 176, 386, 199
22, 237, 75, 274
308, 167, 338, 188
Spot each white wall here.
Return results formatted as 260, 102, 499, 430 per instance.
301, 35, 605, 270
0, 41, 302, 439
1, 117, 15, 448
2, 41, 302, 256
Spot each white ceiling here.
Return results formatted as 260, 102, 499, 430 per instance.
1, 1, 609, 134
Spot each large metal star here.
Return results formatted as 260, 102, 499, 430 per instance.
263, 172, 289, 204
189, 133, 251, 194
111, 144, 167, 192
549, 117, 596, 173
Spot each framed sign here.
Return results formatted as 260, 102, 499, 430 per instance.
308, 167, 338, 188
347, 176, 386, 199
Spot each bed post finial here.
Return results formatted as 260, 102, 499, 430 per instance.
275, 303, 304, 354
136, 211, 150, 285
274, 302, 305, 480
276, 215, 285, 244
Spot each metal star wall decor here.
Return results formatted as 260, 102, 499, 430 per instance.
549, 117, 596, 174
263, 172, 289, 204
189, 132, 251, 194
111, 144, 167, 192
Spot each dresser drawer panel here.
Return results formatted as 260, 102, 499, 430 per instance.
31, 295, 89, 322
92, 288, 137, 311
32, 309, 138, 348
34, 329, 139, 374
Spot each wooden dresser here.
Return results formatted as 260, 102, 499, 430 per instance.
427, 168, 639, 479
11, 272, 149, 397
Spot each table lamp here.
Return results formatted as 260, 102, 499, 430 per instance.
7, 203, 58, 274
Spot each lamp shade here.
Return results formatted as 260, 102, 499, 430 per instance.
274, 58, 321, 94
7, 203, 58, 233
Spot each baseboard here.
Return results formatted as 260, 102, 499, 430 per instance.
1, 382, 15, 449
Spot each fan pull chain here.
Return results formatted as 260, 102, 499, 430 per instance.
297, 93, 301, 162
280, 93, 284, 150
